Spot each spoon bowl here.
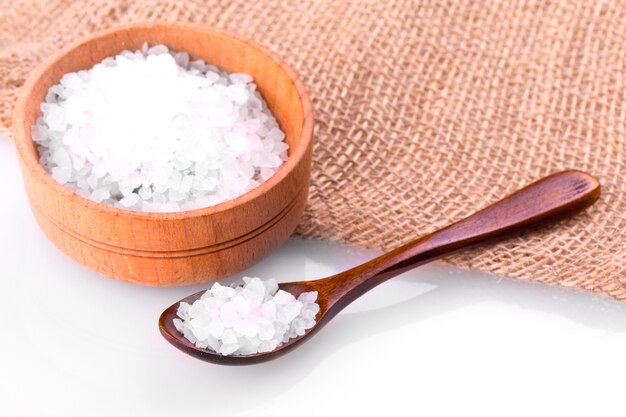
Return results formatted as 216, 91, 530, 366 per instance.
159, 281, 329, 364
159, 170, 601, 365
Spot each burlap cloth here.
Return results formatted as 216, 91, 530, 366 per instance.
1, 1, 625, 298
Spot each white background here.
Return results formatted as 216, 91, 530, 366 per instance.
2, 135, 626, 416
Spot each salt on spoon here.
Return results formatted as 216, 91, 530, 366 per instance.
33, 42, 288, 212
173, 278, 319, 356
159, 170, 601, 365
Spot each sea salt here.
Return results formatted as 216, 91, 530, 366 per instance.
33, 43, 288, 212
173, 277, 319, 355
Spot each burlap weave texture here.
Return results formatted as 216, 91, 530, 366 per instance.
1, 1, 624, 298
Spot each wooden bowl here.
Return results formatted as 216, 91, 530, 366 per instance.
12, 23, 314, 286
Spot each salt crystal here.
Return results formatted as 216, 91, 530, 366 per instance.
32, 123, 48, 144
119, 193, 140, 207
148, 44, 169, 55
195, 339, 209, 349
182, 327, 197, 344
266, 127, 285, 142
292, 318, 306, 336
174, 277, 319, 356
234, 320, 259, 338
210, 282, 225, 297
277, 301, 303, 324
190, 319, 212, 341
43, 104, 67, 131
33, 44, 288, 212
51, 166, 72, 184
219, 343, 240, 356
261, 301, 276, 320
207, 319, 225, 339
206, 335, 221, 352
273, 289, 296, 305
221, 329, 238, 345
298, 291, 318, 304
72, 154, 86, 171
242, 277, 266, 305
258, 320, 276, 341
238, 340, 261, 355
230, 73, 253, 84
258, 341, 277, 353
174, 52, 189, 67
51, 148, 71, 167
173, 318, 184, 332
219, 301, 238, 327
91, 188, 110, 203
220, 286, 236, 299
263, 278, 279, 295
189, 300, 206, 318
233, 295, 251, 314
138, 186, 153, 200
177, 302, 191, 320
260, 168, 275, 182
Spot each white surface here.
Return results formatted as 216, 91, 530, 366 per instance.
2, 135, 626, 416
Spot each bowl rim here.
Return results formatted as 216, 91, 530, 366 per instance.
12, 22, 314, 221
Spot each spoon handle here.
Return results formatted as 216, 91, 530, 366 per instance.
320, 170, 600, 309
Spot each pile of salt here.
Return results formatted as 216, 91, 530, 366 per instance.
174, 277, 319, 355
33, 43, 288, 212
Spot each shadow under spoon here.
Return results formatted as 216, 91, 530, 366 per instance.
159, 170, 601, 365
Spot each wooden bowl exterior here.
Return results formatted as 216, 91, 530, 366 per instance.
12, 23, 313, 285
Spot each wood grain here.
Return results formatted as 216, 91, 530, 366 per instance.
12, 23, 314, 285
159, 170, 600, 364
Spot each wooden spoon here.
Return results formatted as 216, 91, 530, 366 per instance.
159, 170, 600, 365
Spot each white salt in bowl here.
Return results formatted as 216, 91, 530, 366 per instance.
12, 22, 313, 286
